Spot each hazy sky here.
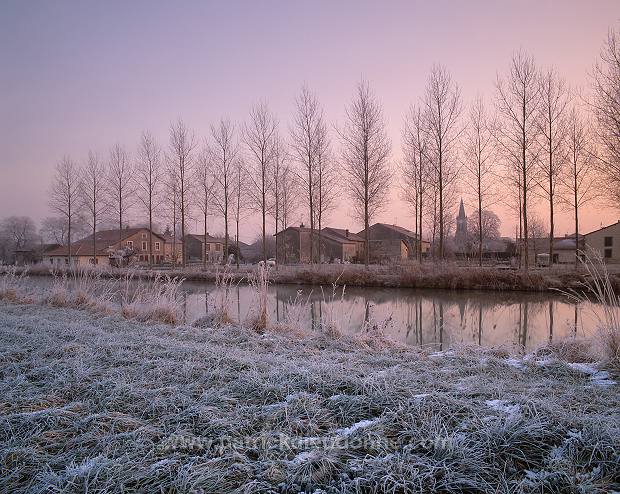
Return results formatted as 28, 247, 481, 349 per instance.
1, 1, 619, 242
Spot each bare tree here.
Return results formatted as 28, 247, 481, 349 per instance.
401, 105, 430, 262
561, 106, 599, 264
196, 146, 216, 269
231, 156, 249, 268
591, 26, 620, 209
528, 215, 548, 260
244, 102, 278, 264
313, 116, 338, 262
0, 216, 37, 250
463, 96, 496, 266
467, 209, 501, 245
290, 86, 321, 263
536, 68, 570, 264
168, 119, 197, 267
49, 156, 80, 263
80, 151, 107, 264
107, 144, 134, 244
494, 51, 540, 269
210, 119, 239, 264
40, 217, 69, 245
274, 148, 299, 232
162, 162, 180, 266
135, 131, 161, 267
423, 65, 463, 260
338, 80, 392, 266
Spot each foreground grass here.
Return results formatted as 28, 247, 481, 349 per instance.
1, 303, 619, 493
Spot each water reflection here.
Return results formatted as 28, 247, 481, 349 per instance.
179, 282, 598, 352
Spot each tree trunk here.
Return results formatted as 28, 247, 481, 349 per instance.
522, 97, 529, 271
203, 208, 207, 271
574, 156, 579, 267
236, 217, 240, 269
149, 191, 153, 268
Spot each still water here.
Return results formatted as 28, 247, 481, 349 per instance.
180, 282, 601, 352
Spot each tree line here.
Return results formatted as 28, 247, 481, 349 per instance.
2, 27, 619, 270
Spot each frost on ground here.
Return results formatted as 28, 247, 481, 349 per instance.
1, 303, 619, 493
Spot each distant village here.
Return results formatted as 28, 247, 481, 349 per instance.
2, 197, 618, 268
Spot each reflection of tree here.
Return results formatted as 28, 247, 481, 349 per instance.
178, 281, 586, 350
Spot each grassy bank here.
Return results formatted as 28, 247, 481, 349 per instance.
1, 303, 619, 493
7, 262, 620, 293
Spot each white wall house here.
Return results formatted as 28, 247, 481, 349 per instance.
585, 220, 620, 263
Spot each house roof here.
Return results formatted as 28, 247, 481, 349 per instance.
44, 228, 165, 257
584, 220, 620, 237
185, 233, 224, 243
322, 227, 365, 243
519, 236, 583, 251
359, 223, 428, 243
275, 226, 365, 245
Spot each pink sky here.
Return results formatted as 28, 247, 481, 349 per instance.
1, 1, 619, 242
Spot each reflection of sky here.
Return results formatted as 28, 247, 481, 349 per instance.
2, 1, 619, 240
180, 282, 602, 351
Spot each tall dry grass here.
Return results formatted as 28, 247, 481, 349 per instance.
46, 268, 115, 312
247, 265, 270, 332
121, 274, 184, 325
0, 266, 33, 303
562, 251, 620, 368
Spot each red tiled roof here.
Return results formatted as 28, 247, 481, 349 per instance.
44, 228, 165, 257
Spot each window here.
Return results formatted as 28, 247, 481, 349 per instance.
126, 241, 133, 249
604, 236, 613, 247
155, 241, 160, 251
142, 241, 147, 250
605, 248, 612, 259
142, 233, 147, 239
215, 243, 221, 251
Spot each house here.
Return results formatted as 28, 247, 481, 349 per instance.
161, 230, 183, 264
42, 228, 166, 267
183, 234, 224, 263
519, 234, 585, 265
275, 226, 315, 264
585, 220, 620, 263
356, 223, 430, 262
275, 226, 365, 264
322, 227, 365, 261
466, 237, 516, 261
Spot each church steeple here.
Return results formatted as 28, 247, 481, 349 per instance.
455, 198, 468, 250
458, 198, 466, 220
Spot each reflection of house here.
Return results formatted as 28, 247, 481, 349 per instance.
356, 223, 430, 262
183, 234, 224, 263
43, 228, 166, 266
585, 220, 620, 263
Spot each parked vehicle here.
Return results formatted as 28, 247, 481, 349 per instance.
258, 258, 276, 267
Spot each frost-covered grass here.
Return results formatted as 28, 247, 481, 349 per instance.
562, 252, 620, 369
121, 274, 184, 325
1, 303, 619, 493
